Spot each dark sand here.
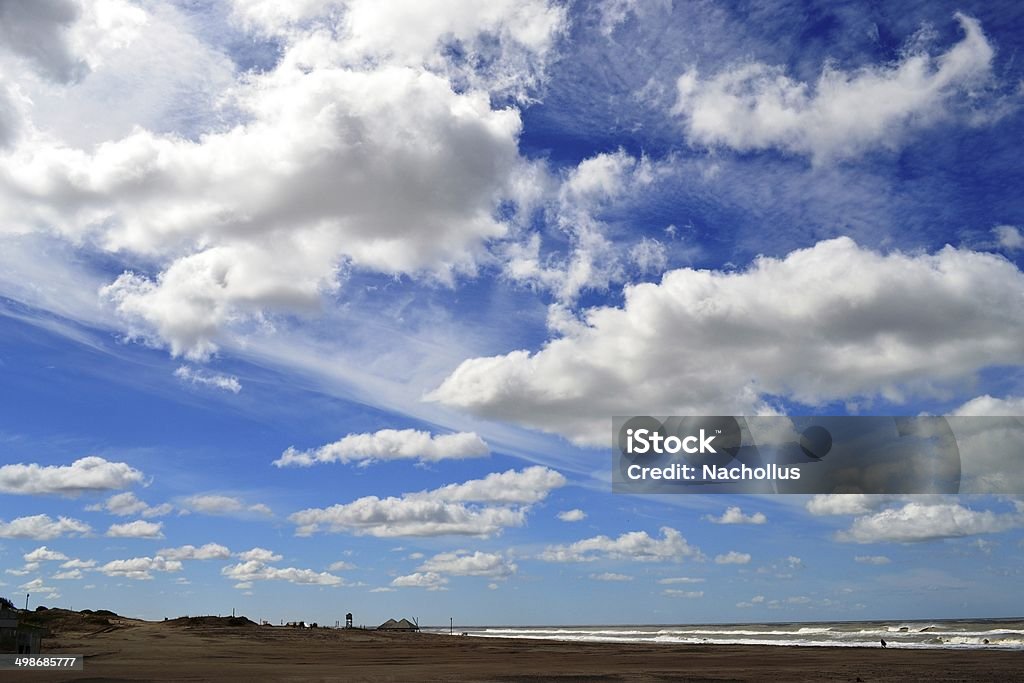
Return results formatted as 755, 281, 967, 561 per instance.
18, 610, 1024, 682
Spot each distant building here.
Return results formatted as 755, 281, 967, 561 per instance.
376, 618, 419, 632
0, 607, 45, 654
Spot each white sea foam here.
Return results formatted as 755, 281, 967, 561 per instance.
440, 620, 1024, 651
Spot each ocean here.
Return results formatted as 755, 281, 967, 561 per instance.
426, 619, 1024, 650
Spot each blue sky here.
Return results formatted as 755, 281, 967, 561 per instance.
1, 0, 1023, 627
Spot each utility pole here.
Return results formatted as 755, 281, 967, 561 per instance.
25, 594, 29, 611
450, 616, 453, 635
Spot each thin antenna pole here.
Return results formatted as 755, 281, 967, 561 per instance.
450, 616, 453, 635
25, 594, 29, 611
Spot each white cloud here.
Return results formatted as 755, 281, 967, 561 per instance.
806, 494, 891, 517
0, 0, 88, 83
59, 558, 95, 569
854, 555, 891, 565
274, 429, 488, 467
704, 506, 766, 525
106, 520, 164, 539
157, 543, 231, 561
23, 546, 68, 562
52, 569, 83, 580
99, 555, 182, 580
222, 560, 344, 586
418, 550, 516, 577
434, 238, 1024, 445
540, 527, 701, 563
236, 547, 282, 563
629, 237, 668, 275
714, 551, 751, 565
557, 509, 586, 522
86, 492, 173, 518
502, 151, 656, 303
424, 466, 565, 505
174, 366, 242, 394
182, 495, 273, 517
328, 560, 355, 571
289, 467, 561, 538
993, 225, 1024, 251
63, 64, 527, 360
673, 14, 997, 163
662, 589, 703, 598
590, 572, 633, 582
231, 0, 565, 66
948, 398, 1024, 493
0, 457, 145, 496
0, 0, 568, 365
20, 577, 57, 593
837, 502, 1024, 543
291, 497, 526, 538
390, 571, 448, 591
953, 395, 1024, 416
0, 514, 91, 539
657, 577, 705, 585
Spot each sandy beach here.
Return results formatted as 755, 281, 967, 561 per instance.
17, 610, 1023, 682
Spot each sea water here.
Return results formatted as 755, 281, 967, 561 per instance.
426, 619, 1024, 650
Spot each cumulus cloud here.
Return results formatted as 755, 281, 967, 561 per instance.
232, 0, 566, 104
424, 466, 565, 504
289, 466, 562, 538
736, 595, 766, 608
0, 457, 145, 496
174, 366, 242, 394
182, 495, 273, 517
23, 546, 68, 562
704, 506, 766, 525
946, 398, 1024, 494
657, 577, 704, 585
806, 494, 892, 517
855, 555, 891, 565
86, 492, 172, 518
291, 498, 526, 538
432, 238, 1024, 445
274, 429, 488, 467
993, 225, 1023, 251
557, 509, 586, 522
418, 550, 516, 577
236, 547, 282, 563
953, 395, 1024, 416
106, 520, 164, 539
502, 151, 657, 303
30, 64, 524, 361
590, 572, 633, 582
836, 502, 1024, 543
662, 589, 703, 598
52, 569, 83, 580
390, 571, 448, 590
157, 543, 231, 561
539, 527, 701, 563
673, 13, 998, 163
0, 514, 91, 539
99, 555, 182, 580
222, 560, 345, 586
714, 551, 752, 565
0, 0, 88, 83
60, 558, 95, 569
